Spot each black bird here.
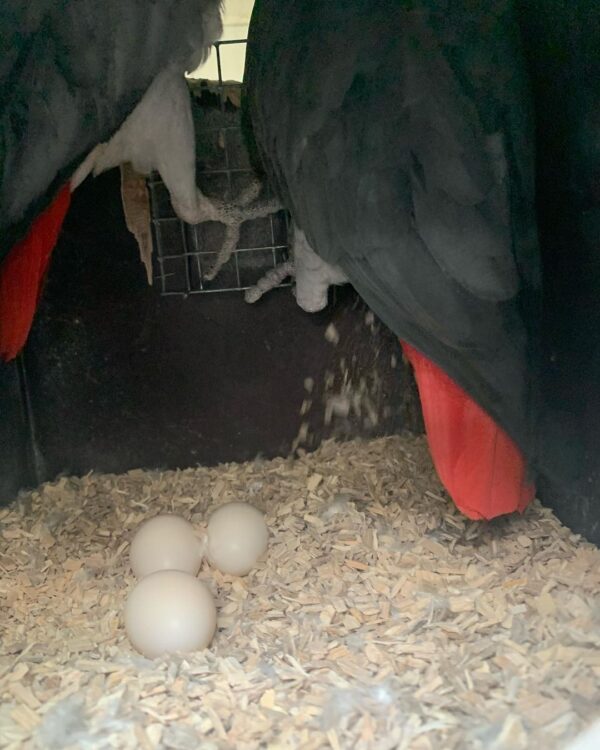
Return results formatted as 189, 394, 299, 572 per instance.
0, 0, 222, 358
244, 0, 542, 518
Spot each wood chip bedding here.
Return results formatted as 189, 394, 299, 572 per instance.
1, 434, 599, 749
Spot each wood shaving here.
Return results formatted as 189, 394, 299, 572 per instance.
1, 434, 599, 749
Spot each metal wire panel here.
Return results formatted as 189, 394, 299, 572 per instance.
149, 39, 290, 297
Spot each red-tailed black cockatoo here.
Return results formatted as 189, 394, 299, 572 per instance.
244, 0, 542, 520
0, 0, 224, 360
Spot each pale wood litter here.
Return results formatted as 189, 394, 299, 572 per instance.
1, 434, 599, 750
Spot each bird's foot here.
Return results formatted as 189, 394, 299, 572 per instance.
244, 260, 295, 303
245, 223, 350, 309
183, 180, 281, 282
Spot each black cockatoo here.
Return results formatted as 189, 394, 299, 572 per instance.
244, 0, 542, 519
0, 0, 223, 359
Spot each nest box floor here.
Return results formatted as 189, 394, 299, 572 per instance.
1, 435, 599, 749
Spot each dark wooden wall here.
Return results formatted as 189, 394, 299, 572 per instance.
0, 359, 32, 501
12, 168, 416, 483
518, 1, 600, 543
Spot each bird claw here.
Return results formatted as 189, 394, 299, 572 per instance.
244, 260, 295, 303
244, 224, 350, 310
191, 180, 282, 281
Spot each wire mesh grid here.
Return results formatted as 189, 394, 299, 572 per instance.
149, 39, 291, 297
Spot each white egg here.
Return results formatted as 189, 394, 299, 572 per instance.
125, 570, 216, 657
129, 514, 204, 578
206, 502, 268, 576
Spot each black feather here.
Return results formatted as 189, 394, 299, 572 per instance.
244, 0, 541, 460
0, 0, 221, 260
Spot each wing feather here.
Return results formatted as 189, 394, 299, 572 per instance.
245, 0, 540, 452
0, 0, 221, 260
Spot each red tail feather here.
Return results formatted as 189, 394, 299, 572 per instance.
401, 341, 535, 520
0, 185, 71, 361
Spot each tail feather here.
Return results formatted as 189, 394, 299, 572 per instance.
401, 341, 535, 520
0, 185, 71, 361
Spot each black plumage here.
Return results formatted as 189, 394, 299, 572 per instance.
0, 0, 221, 260
244, 0, 541, 463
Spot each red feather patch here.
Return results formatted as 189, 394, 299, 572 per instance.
0, 185, 71, 361
401, 341, 535, 520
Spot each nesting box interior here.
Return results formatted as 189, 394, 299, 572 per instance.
0, 82, 420, 492
1, 4, 600, 749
